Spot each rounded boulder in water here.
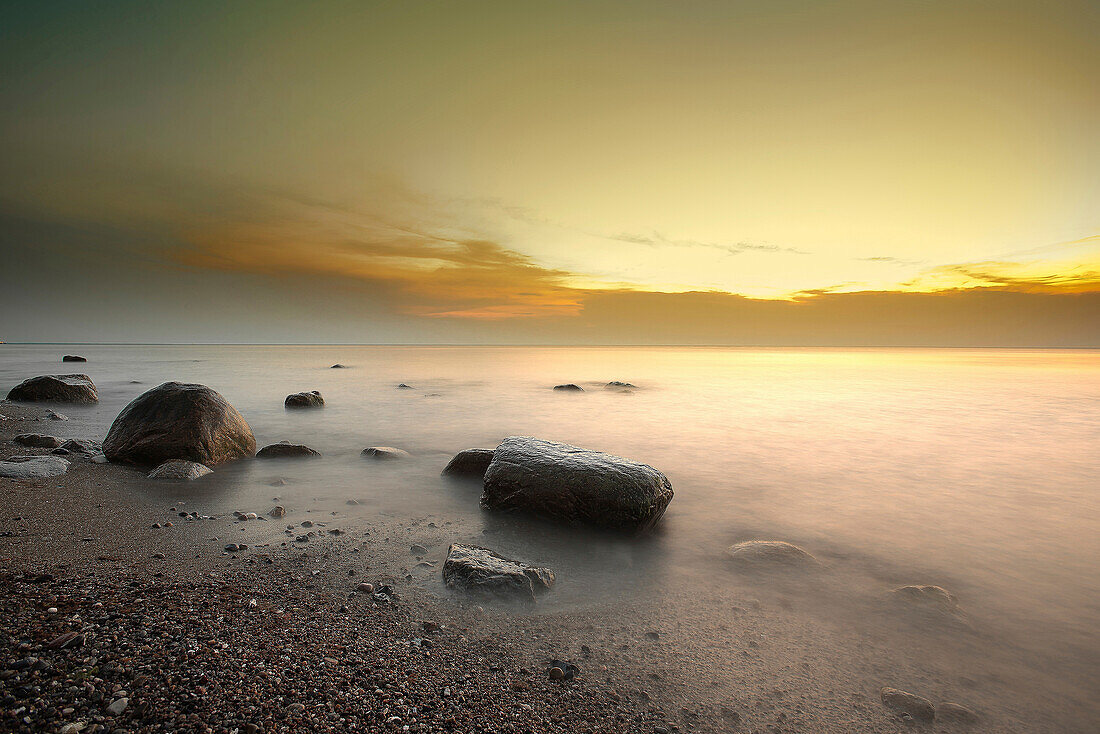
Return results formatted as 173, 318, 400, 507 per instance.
103, 382, 255, 466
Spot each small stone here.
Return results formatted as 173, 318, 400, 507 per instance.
881, 687, 935, 722
106, 697, 128, 716
269, 505, 287, 518
410, 544, 428, 555
225, 543, 241, 553
357, 582, 375, 593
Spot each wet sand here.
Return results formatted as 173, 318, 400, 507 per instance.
1, 401, 1096, 733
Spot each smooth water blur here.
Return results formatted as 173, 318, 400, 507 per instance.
3, 345, 1099, 658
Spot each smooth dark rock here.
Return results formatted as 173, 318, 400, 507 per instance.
481, 436, 674, 532
284, 391, 324, 408
442, 543, 554, 601
13, 434, 62, 449
330, 364, 346, 369
57, 438, 102, 456
257, 443, 321, 459
441, 448, 495, 478
881, 687, 936, 722
103, 382, 255, 466
62, 355, 87, 362
726, 540, 819, 568
553, 384, 584, 391
147, 459, 213, 481
605, 381, 636, 389
361, 446, 410, 460
396, 383, 414, 389
7, 374, 98, 404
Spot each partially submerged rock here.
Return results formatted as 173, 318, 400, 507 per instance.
481, 436, 674, 532
62, 355, 87, 362
257, 443, 321, 459
553, 384, 583, 391
937, 702, 980, 725
396, 383, 414, 389
605, 381, 636, 389
13, 433, 62, 449
285, 391, 324, 408
0, 456, 70, 478
330, 364, 346, 369
442, 543, 554, 602
147, 459, 213, 481
103, 382, 255, 466
361, 446, 410, 460
441, 448, 495, 478
7, 374, 99, 404
726, 541, 819, 568
880, 687, 935, 722
890, 585, 959, 613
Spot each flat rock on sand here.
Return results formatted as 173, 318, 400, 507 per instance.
13, 433, 63, 448
362, 446, 410, 460
103, 382, 255, 466
441, 448, 495, 478
442, 543, 554, 602
6, 374, 99, 404
0, 456, 70, 478
257, 443, 321, 458
147, 459, 213, 481
726, 540, 819, 568
481, 436, 674, 532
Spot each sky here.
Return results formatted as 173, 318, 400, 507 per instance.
1, 0, 1097, 345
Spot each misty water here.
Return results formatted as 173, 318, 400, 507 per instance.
3, 344, 1098, 726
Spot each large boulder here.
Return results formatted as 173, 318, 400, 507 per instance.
257, 443, 321, 459
441, 448, 495, 478
285, 391, 324, 408
103, 382, 255, 466
148, 459, 213, 481
481, 437, 674, 532
442, 543, 554, 602
7, 375, 98, 404
0, 456, 70, 478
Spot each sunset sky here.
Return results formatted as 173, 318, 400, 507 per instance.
1, 0, 1097, 344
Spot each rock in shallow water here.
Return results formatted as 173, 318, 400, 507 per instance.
481, 436, 674, 533
725, 540, 819, 568
362, 446, 410, 460
62, 355, 87, 362
0, 456, 70, 478
103, 382, 255, 466
552, 383, 583, 391
257, 443, 321, 458
441, 448, 495, 478
285, 390, 324, 408
442, 543, 554, 602
880, 687, 935, 722
7, 374, 99, 404
889, 584, 958, 612
147, 459, 213, 481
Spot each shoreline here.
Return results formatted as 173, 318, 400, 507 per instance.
2, 400, 1097, 733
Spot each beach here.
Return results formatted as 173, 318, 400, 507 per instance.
2, 346, 1099, 733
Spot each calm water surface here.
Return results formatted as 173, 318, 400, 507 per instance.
3, 345, 1098, 669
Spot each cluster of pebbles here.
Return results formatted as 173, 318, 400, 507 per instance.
0, 570, 667, 734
